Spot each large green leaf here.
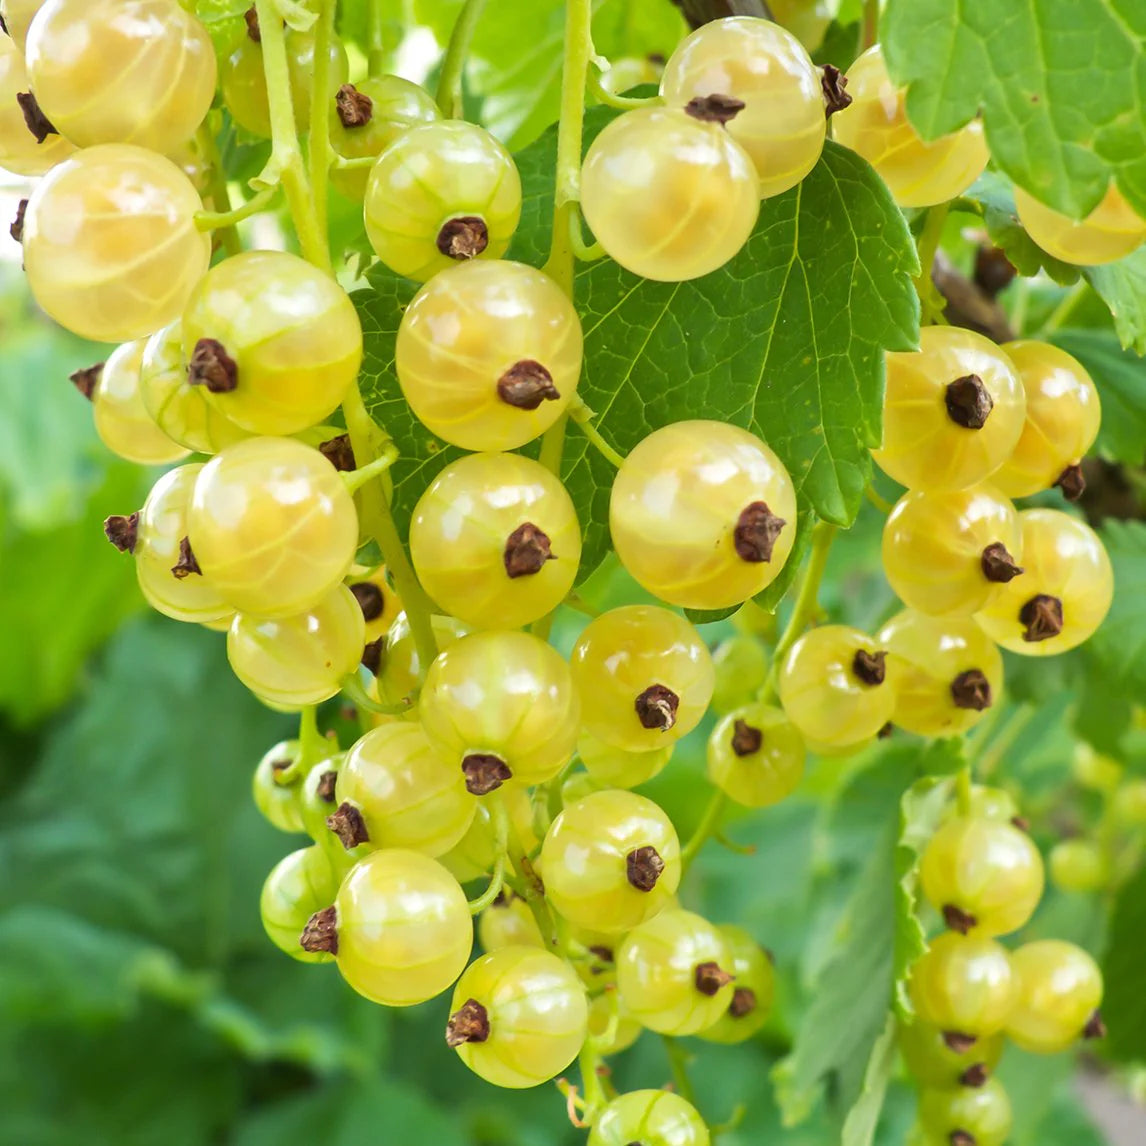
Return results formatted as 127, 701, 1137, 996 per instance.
1085, 247, 1146, 356
1101, 860, 1146, 1061
1085, 520, 1146, 699
882, 0, 1146, 219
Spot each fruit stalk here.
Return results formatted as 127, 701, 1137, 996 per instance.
435, 0, 489, 119
307, 0, 338, 248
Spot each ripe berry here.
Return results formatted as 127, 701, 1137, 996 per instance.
346, 567, 403, 646
446, 946, 588, 1088
697, 924, 775, 1044
616, 908, 737, 1035
898, 1020, 1004, 1088
706, 703, 805, 807
920, 817, 1044, 937
1049, 839, 1109, 893
21, 144, 210, 342
974, 509, 1113, 656
303, 848, 471, 1006
909, 932, 1016, 1038
25, 0, 217, 152
541, 789, 681, 934
577, 728, 674, 790
181, 250, 363, 436
438, 786, 537, 884
587, 991, 643, 1056
881, 486, 1024, 618
0, 0, 42, 50
580, 106, 760, 282
252, 740, 306, 834
298, 755, 352, 859
610, 421, 798, 609
373, 613, 468, 709
419, 631, 581, 790
991, 341, 1101, 499
187, 437, 359, 618
660, 16, 826, 199
0, 35, 74, 175
588, 1090, 710, 1146
878, 610, 1004, 738
570, 605, 715, 752
364, 120, 522, 281
918, 1077, 1013, 1146
395, 259, 581, 452
777, 624, 899, 746
832, 45, 989, 208
1014, 183, 1146, 266
1071, 742, 1123, 793
410, 452, 581, 630
711, 633, 770, 714
1113, 779, 1146, 827
477, 892, 544, 953
260, 845, 343, 964
874, 327, 1026, 493
1005, 940, 1104, 1054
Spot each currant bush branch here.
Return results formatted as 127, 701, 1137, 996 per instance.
307, 0, 338, 250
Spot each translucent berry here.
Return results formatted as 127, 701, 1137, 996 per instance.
918, 1078, 1013, 1146
974, 509, 1112, 656
410, 452, 581, 630
587, 990, 642, 1056
577, 728, 673, 790
446, 946, 588, 1088
395, 259, 581, 452
610, 420, 797, 609
588, 1090, 710, 1146
364, 120, 522, 280
298, 755, 352, 861
0, 0, 43, 50
252, 740, 306, 834
260, 845, 342, 964
1005, 940, 1104, 1054
874, 327, 1026, 493
580, 105, 760, 282
942, 785, 1020, 826
1071, 742, 1124, 793
541, 789, 682, 934
711, 633, 770, 714
1049, 839, 1109, 893
0, 34, 74, 175
1113, 779, 1146, 827
706, 703, 805, 807
1015, 183, 1146, 266
374, 613, 468, 709
571, 605, 715, 752
909, 932, 1016, 1038
697, 924, 775, 1044
478, 892, 544, 953
346, 567, 403, 645
898, 1020, 1005, 1088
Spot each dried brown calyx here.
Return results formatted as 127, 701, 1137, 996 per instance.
950, 1132, 976, 1146
1084, 1010, 1107, 1040
69, 363, 104, 400
446, 999, 490, 1047
634, 684, 680, 731
950, 669, 992, 712
299, 905, 338, 954
361, 638, 384, 675
170, 537, 200, 579
587, 944, 614, 965
497, 360, 560, 410
945, 374, 994, 429
10, 198, 27, 244
104, 513, 140, 554
319, 433, 356, 472
1055, 463, 1086, 501
315, 769, 337, 804
504, 522, 555, 578
436, 216, 490, 261
734, 501, 786, 563
942, 904, 978, 935
980, 542, 1023, 583
626, 845, 665, 891
326, 801, 370, 849
1010, 814, 1031, 833
878, 722, 894, 739
683, 93, 746, 125
694, 961, 734, 996
17, 92, 57, 143
821, 64, 852, 115
463, 753, 513, 795
731, 719, 762, 757
243, 6, 261, 40
942, 1031, 977, 1054
188, 338, 238, 393
1019, 594, 1063, 643
974, 246, 1017, 297
335, 83, 373, 128
729, 986, 757, 1018
349, 581, 385, 621
960, 1063, 989, 1087
852, 649, 887, 686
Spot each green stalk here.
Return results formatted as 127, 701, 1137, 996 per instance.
307, 0, 338, 254
435, 0, 489, 119
367, 0, 387, 77
195, 122, 243, 257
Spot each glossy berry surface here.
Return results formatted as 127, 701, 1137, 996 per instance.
346, 567, 403, 645
1049, 839, 1109, 893
335, 722, 475, 858
616, 908, 736, 1035
446, 946, 588, 1088
832, 45, 989, 208
135, 463, 231, 623
580, 106, 760, 282
92, 340, 190, 466
0, 35, 74, 175
706, 703, 805, 807
909, 932, 1016, 1037
326, 848, 471, 1006
365, 120, 522, 280
711, 633, 770, 714
1005, 940, 1103, 1054
187, 437, 359, 619
874, 326, 1026, 492
478, 893, 544, 953
373, 613, 468, 708
1014, 183, 1146, 266
881, 485, 1023, 618
777, 624, 899, 746
419, 631, 581, 788
252, 740, 305, 834
410, 452, 581, 630
227, 584, 366, 709
181, 250, 363, 436
918, 1077, 1013, 1146
587, 991, 643, 1056
541, 789, 681, 934
22, 144, 211, 343
0, 0, 43, 49
610, 420, 797, 609
571, 605, 715, 753
261, 845, 341, 964
920, 816, 1044, 937
991, 341, 1101, 498
974, 508, 1113, 656
588, 1089, 710, 1146
438, 786, 537, 884
660, 16, 825, 199
698, 924, 775, 1044
898, 1020, 1004, 1088
877, 610, 1004, 738
395, 259, 581, 452
577, 728, 673, 789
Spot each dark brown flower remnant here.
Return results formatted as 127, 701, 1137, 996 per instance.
1084, 1010, 1107, 1040
734, 501, 786, 562
9, 198, 27, 244
315, 770, 337, 804
821, 64, 852, 115
437, 216, 490, 261
243, 6, 261, 40
950, 669, 992, 711
974, 246, 1017, 297
694, 961, 734, 996
960, 1063, 989, 1088
942, 904, 978, 935
17, 91, 57, 143
626, 845, 665, 891
852, 649, 887, 686
634, 683, 679, 731
945, 374, 994, 429
1011, 815, 1031, 833
504, 522, 555, 578
980, 542, 1023, 583
463, 753, 513, 795
326, 801, 370, 849
729, 987, 757, 1018
950, 1132, 975, 1146
731, 719, 762, 757
683, 93, 746, 125
446, 999, 490, 1047
1055, 463, 1086, 501
350, 581, 385, 621
336, 83, 373, 128
942, 1031, 977, 1054
1019, 594, 1063, 642
497, 360, 560, 410
361, 637, 384, 675
69, 363, 104, 400
319, 433, 357, 472
171, 536, 202, 579
188, 338, 239, 393
104, 512, 140, 553
299, 905, 338, 954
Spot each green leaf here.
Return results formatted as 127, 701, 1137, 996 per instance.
1101, 859, 1146, 1061
839, 1014, 897, 1146
1049, 330, 1146, 465
1085, 247, 1146, 356
882, 0, 1146, 219
1085, 520, 1146, 700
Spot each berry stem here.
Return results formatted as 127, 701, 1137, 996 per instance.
307, 0, 338, 251
973, 702, 1036, 778
195, 185, 279, 232
339, 671, 415, 716
955, 764, 973, 817
568, 397, 625, 467
680, 789, 729, 870
864, 484, 894, 514
341, 440, 398, 494
467, 799, 508, 913
435, 0, 489, 119
577, 1041, 607, 1122
912, 202, 950, 323
1040, 281, 1088, 336
661, 1035, 698, 1104
568, 210, 605, 262
501, 791, 559, 946
587, 68, 662, 110
860, 0, 880, 52
195, 120, 243, 257
367, 0, 387, 77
